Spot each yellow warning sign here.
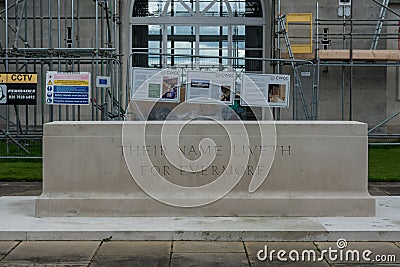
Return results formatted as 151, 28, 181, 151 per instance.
54, 80, 89, 86
47, 81, 53, 85
0, 73, 38, 84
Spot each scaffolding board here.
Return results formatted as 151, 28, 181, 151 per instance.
319, 49, 400, 61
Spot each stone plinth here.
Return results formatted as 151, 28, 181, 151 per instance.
35, 121, 375, 217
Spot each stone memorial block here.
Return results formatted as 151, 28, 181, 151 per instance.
35, 121, 375, 217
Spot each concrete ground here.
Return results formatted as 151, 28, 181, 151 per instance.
0, 182, 399, 266
0, 240, 400, 266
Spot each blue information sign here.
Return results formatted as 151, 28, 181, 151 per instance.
45, 72, 91, 105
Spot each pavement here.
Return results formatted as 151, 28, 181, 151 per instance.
0, 240, 399, 266
0, 182, 42, 196
0, 182, 400, 266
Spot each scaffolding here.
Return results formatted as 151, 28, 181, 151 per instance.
0, 0, 122, 126
274, 0, 400, 138
2, 0, 400, 158
0, 0, 123, 157
314, 0, 400, 136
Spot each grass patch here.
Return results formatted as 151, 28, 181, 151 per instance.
0, 140, 42, 181
0, 160, 42, 181
0, 140, 42, 158
368, 146, 400, 182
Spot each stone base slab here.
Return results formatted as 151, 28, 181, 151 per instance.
1, 197, 399, 241
36, 196, 375, 217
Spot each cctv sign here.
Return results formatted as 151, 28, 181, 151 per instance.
0, 73, 37, 105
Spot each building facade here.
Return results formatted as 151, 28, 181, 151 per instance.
1, 0, 400, 133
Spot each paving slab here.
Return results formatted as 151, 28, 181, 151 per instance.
91, 256, 170, 267
0, 241, 99, 266
315, 241, 400, 265
171, 252, 249, 267
0, 183, 42, 196
91, 241, 171, 267
379, 187, 400, 196
368, 186, 388, 196
173, 241, 244, 253
245, 242, 325, 266
245, 241, 319, 257
95, 241, 171, 256
370, 183, 400, 197
330, 264, 400, 266
249, 258, 330, 267
0, 241, 18, 259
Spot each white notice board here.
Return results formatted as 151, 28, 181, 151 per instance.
131, 68, 181, 103
186, 71, 235, 105
241, 73, 290, 108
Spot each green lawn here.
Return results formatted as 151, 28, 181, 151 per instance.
0, 140, 42, 158
0, 140, 43, 181
368, 146, 400, 182
0, 160, 42, 181
0, 145, 399, 182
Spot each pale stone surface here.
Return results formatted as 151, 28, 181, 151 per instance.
1, 241, 99, 265
35, 121, 374, 217
173, 241, 244, 253
1, 196, 400, 241
36, 122, 374, 216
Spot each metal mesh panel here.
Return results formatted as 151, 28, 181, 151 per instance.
286, 13, 313, 54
